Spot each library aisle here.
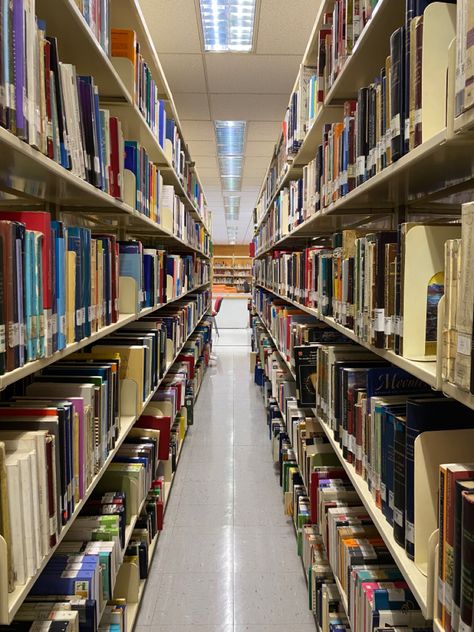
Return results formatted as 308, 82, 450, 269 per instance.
135, 331, 314, 631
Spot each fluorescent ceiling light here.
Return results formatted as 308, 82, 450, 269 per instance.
200, 0, 256, 52
215, 121, 246, 155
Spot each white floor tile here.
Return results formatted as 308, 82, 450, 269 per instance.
136, 331, 315, 630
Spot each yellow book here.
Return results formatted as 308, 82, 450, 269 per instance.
66, 250, 76, 344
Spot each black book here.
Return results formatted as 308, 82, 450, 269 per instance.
390, 27, 405, 162
392, 412, 407, 546
356, 87, 369, 187
46, 37, 70, 170
294, 345, 318, 408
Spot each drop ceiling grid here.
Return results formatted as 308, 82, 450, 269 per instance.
138, 0, 319, 243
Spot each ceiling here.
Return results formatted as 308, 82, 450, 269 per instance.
139, 0, 321, 244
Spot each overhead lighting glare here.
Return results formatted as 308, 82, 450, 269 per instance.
215, 120, 246, 155
200, 0, 256, 52
214, 120, 246, 244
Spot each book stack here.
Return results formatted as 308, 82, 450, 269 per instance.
0, 7, 126, 196
0, 212, 210, 378
437, 463, 474, 632
253, 1, 458, 256
254, 221, 461, 361
74, 0, 111, 54
284, 65, 317, 158
0, 295, 211, 597
313, 346, 474, 562
252, 323, 433, 632
110, 28, 207, 214
0, 215, 117, 369
117, 241, 210, 314
316, 2, 381, 103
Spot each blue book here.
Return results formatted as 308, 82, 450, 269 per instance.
13, 0, 26, 139
143, 252, 154, 308
67, 227, 84, 341
51, 221, 66, 351
158, 100, 166, 148
23, 230, 37, 361
99, 110, 109, 193
381, 405, 406, 525
124, 141, 139, 211
29, 567, 98, 605
119, 241, 142, 312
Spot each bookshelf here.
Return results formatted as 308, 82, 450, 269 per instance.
213, 253, 253, 293
254, 311, 432, 618
0, 308, 210, 624
0, 0, 213, 626
251, 0, 474, 626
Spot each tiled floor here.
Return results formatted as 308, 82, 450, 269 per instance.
135, 329, 315, 632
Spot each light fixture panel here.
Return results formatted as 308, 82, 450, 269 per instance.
200, 0, 256, 52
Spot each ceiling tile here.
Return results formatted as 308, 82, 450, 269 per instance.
247, 121, 281, 141
180, 120, 215, 140
139, 0, 202, 54
255, 0, 319, 54
244, 141, 275, 157
173, 93, 210, 120
209, 93, 288, 121
193, 156, 218, 169
187, 138, 217, 156
159, 54, 206, 93
205, 54, 301, 94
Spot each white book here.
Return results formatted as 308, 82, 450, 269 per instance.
18, 451, 38, 577
5, 454, 26, 585
0, 430, 49, 558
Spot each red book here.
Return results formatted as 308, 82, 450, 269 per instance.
109, 116, 122, 199
177, 354, 195, 380
0, 211, 53, 353
135, 415, 171, 460
309, 467, 348, 523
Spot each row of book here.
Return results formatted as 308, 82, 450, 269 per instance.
254, 1, 455, 246
254, 220, 462, 363
0, 209, 210, 376
0, 4, 210, 234
252, 298, 474, 573
74, 0, 110, 54
252, 320, 433, 632
110, 28, 207, 219
283, 2, 382, 159
455, 0, 474, 117
254, 136, 288, 222
0, 309, 212, 596
253, 288, 347, 368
